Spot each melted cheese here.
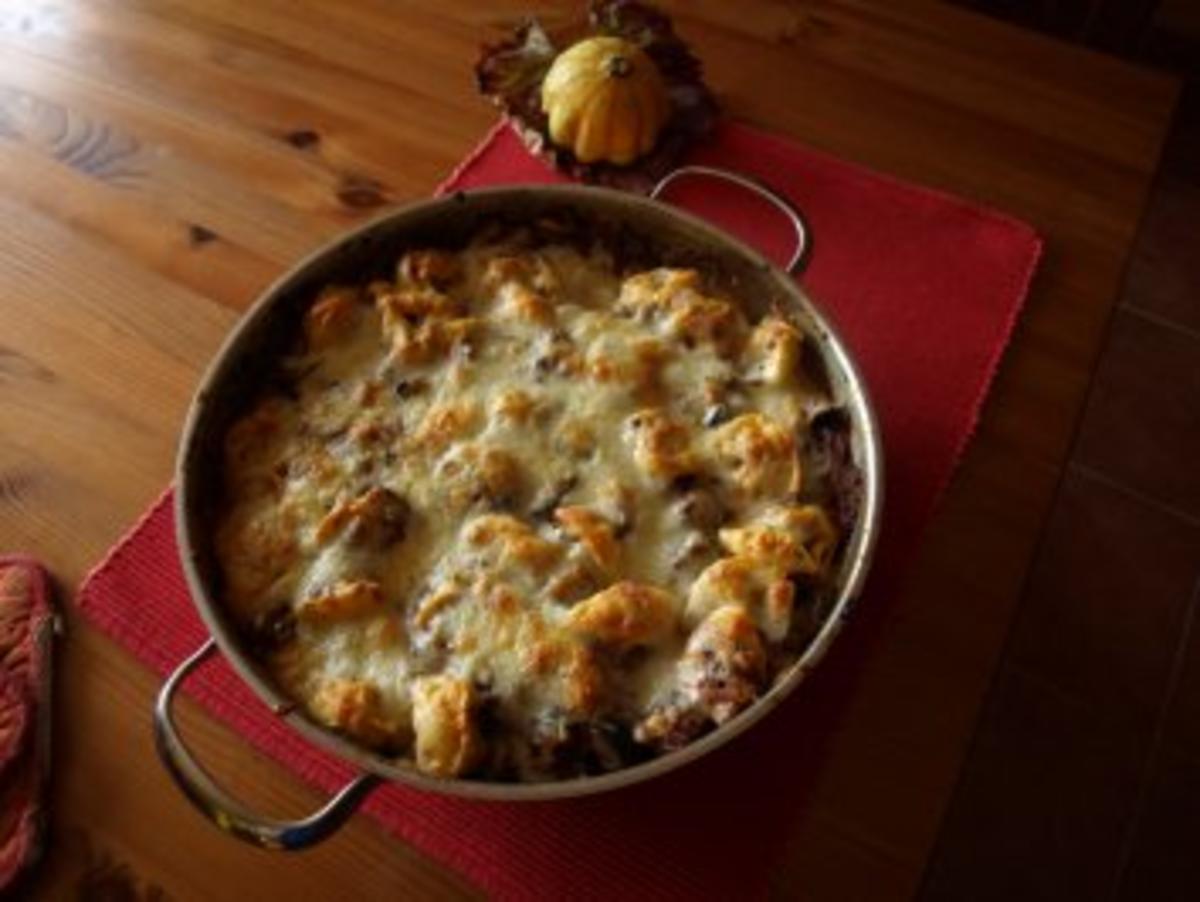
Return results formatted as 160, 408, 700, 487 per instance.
217, 239, 842, 781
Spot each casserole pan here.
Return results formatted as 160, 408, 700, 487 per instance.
154, 167, 884, 848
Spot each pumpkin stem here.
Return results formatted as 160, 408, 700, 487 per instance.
605, 55, 632, 78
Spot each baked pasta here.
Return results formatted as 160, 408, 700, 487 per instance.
216, 227, 858, 782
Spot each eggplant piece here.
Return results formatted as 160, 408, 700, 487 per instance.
807, 406, 863, 536
247, 604, 297, 654
528, 713, 643, 778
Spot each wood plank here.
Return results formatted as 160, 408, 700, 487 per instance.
34, 626, 477, 901
0, 43, 350, 258
668, 0, 1174, 169
14, 0, 486, 195
0, 139, 277, 310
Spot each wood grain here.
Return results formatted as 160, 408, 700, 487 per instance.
0, 1, 1176, 899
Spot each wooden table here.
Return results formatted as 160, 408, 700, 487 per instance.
0, 1, 1176, 898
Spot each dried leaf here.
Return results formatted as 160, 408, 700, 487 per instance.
475, 18, 557, 121
589, 0, 703, 83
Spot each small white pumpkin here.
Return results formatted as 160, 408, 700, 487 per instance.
541, 36, 670, 165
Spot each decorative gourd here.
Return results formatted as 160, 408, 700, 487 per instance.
541, 36, 669, 166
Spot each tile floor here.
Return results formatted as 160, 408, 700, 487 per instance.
921, 81, 1200, 899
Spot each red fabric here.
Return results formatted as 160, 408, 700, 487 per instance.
0, 556, 55, 891
78, 120, 1041, 900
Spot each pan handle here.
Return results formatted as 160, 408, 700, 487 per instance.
153, 638, 380, 850
649, 165, 812, 276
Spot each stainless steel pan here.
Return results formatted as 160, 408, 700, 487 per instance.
154, 167, 884, 848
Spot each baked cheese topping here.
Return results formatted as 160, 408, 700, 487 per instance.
217, 235, 845, 781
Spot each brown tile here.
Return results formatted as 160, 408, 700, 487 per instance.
1122, 50, 1200, 329
1124, 172, 1200, 331
1156, 85, 1200, 180
921, 668, 1147, 902
1118, 744, 1200, 901
1073, 308, 1200, 518
1165, 588, 1200, 754
1006, 468, 1200, 730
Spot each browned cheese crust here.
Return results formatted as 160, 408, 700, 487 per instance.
216, 236, 848, 781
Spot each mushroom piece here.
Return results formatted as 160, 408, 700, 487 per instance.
671, 478, 726, 532
670, 532, 718, 576
529, 473, 579, 519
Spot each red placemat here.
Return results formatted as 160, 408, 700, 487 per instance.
78, 119, 1041, 900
